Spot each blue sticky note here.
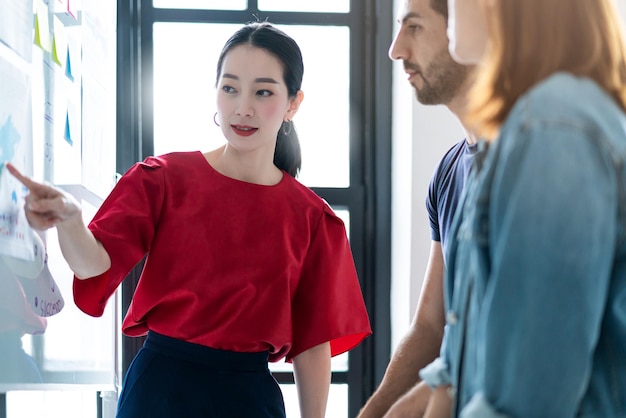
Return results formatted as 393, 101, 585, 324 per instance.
64, 113, 73, 145
65, 49, 74, 81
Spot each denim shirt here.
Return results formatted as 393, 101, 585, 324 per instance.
420, 73, 626, 417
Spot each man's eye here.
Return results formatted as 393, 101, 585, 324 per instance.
408, 24, 421, 33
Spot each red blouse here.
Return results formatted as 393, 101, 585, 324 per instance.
73, 152, 371, 361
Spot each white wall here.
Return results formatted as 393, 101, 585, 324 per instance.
389, 96, 462, 350
389, 0, 626, 351
620, 0, 626, 19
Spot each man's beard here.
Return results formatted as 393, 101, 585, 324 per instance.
408, 50, 470, 105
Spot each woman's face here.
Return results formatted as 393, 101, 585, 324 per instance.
216, 45, 301, 154
447, 0, 489, 64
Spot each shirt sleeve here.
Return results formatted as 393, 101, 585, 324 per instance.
287, 203, 372, 361
426, 172, 441, 242
426, 140, 466, 243
419, 356, 452, 388
469, 122, 616, 417
73, 157, 165, 317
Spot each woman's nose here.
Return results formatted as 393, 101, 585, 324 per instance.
235, 97, 254, 117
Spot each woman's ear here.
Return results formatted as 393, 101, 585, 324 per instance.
285, 90, 304, 121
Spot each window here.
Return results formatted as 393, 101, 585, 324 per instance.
151, 20, 352, 416
152, 0, 349, 13
258, 0, 350, 13
152, 23, 351, 186
117, 1, 393, 416
153, 0, 246, 10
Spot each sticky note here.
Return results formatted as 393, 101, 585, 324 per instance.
52, 17, 68, 67
34, 0, 51, 52
65, 48, 74, 81
64, 112, 72, 145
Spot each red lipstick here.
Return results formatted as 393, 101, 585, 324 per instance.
231, 125, 258, 137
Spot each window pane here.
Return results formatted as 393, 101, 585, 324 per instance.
152, 0, 246, 10
153, 23, 351, 188
7, 391, 97, 418
278, 25, 350, 187
269, 351, 348, 373
259, 0, 349, 13
334, 208, 350, 238
153, 23, 240, 155
281, 384, 348, 418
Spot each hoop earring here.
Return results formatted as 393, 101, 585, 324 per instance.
213, 112, 220, 127
282, 120, 292, 135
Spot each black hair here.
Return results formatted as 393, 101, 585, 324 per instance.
430, 0, 448, 18
215, 22, 304, 178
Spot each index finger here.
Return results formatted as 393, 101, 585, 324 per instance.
5, 162, 46, 193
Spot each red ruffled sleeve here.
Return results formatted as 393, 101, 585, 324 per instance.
73, 157, 165, 317
287, 204, 371, 361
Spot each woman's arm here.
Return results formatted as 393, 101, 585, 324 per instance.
293, 341, 331, 418
7, 163, 111, 279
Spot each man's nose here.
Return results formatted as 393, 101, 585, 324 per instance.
389, 29, 408, 61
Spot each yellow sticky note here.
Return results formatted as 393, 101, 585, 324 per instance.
34, 0, 51, 52
52, 17, 68, 67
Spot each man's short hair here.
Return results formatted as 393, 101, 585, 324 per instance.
430, 0, 448, 18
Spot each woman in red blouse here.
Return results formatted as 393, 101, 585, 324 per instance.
8, 22, 371, 418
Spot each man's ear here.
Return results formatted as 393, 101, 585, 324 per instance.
285, 90, 304, 121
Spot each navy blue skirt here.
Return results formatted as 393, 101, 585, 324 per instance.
116, 331, 286, 418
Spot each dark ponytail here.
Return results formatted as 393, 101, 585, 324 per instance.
274, 121, 301, 177
216, 22, 304, 177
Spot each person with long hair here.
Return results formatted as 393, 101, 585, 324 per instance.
7, 22, 371, 418
419, 0, 626, 416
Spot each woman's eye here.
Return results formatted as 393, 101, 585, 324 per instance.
257, 90, 273, 97
222, 85, 236, 94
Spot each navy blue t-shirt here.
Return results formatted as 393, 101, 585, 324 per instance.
426, 139, 477, 259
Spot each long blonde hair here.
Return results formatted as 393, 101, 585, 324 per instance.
468, 0, 626, 139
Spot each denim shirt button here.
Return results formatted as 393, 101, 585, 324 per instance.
446, 310, 458, 325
